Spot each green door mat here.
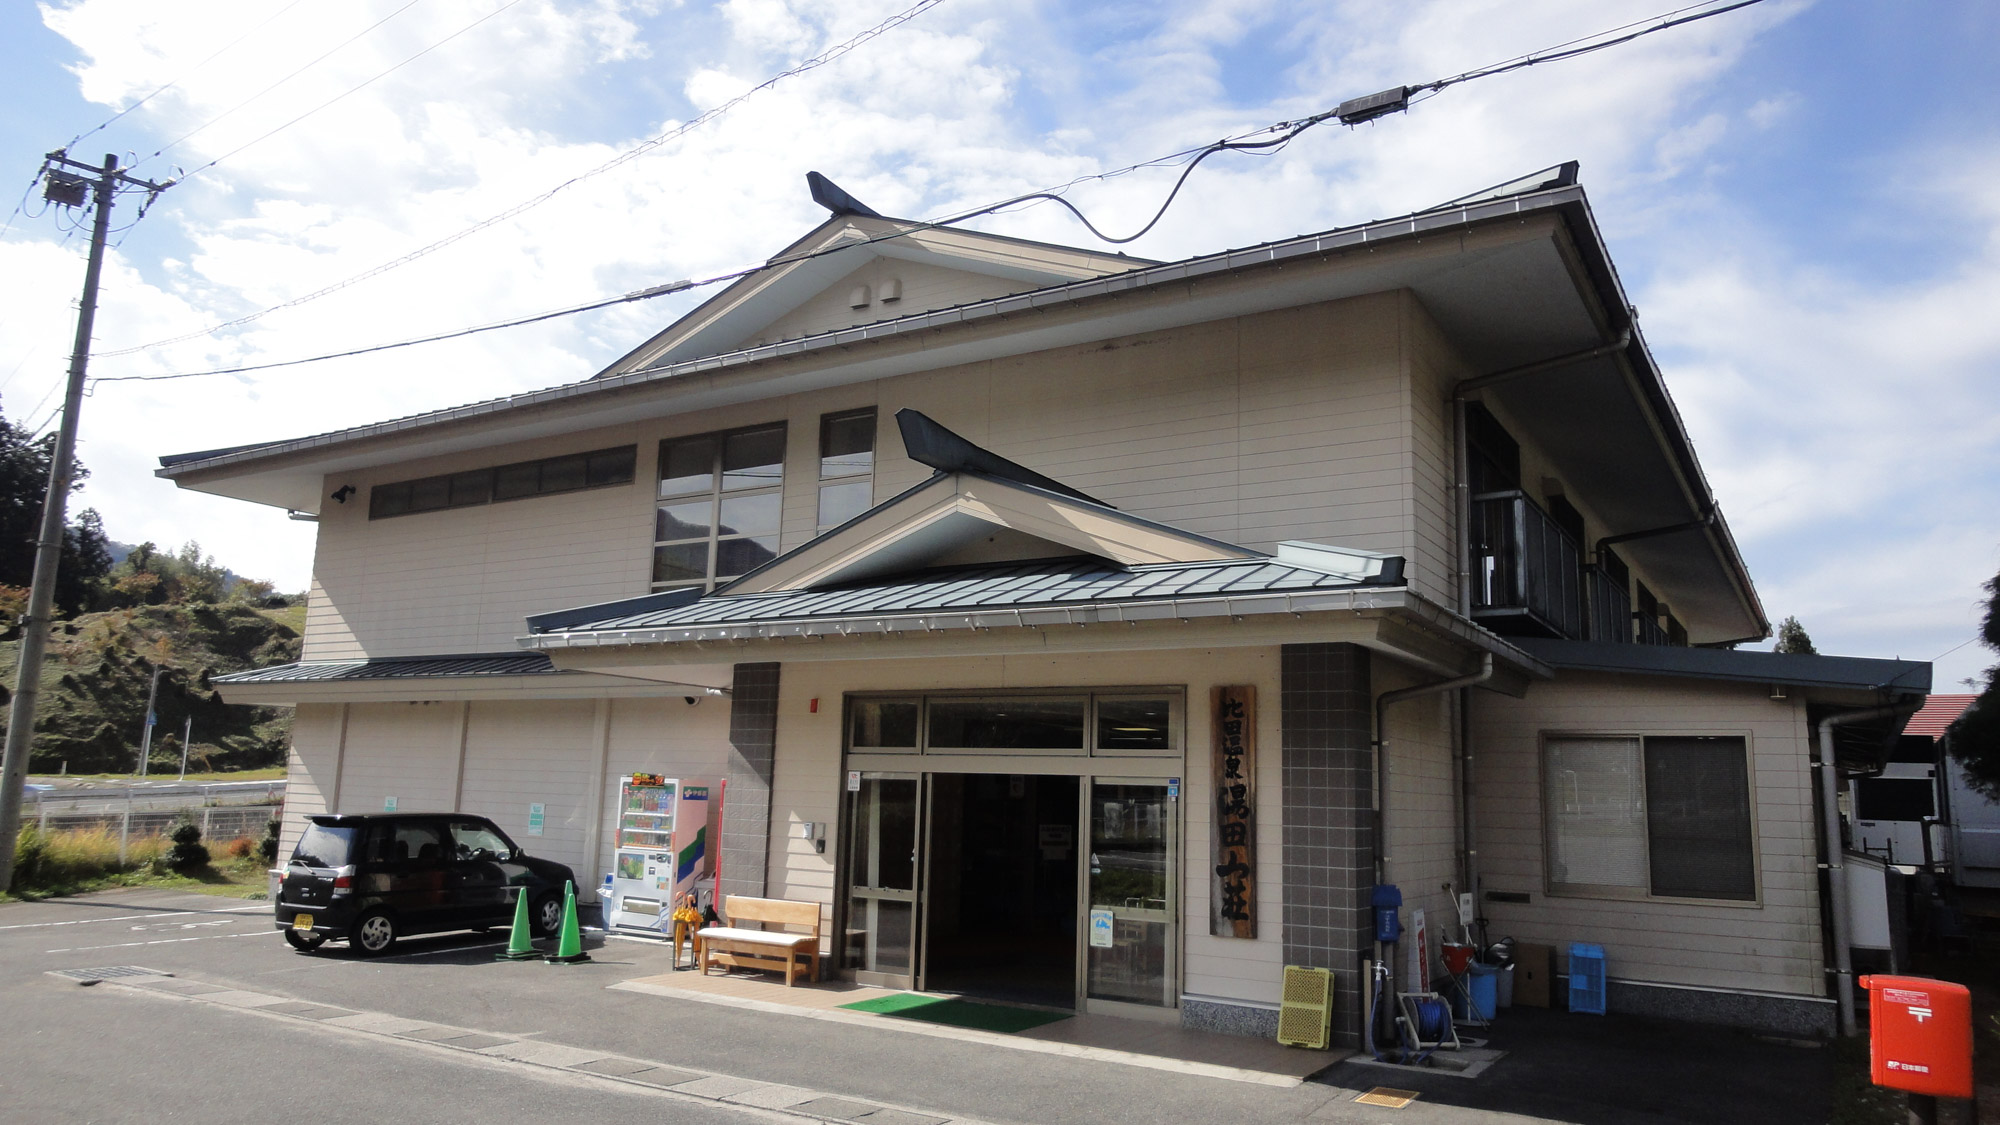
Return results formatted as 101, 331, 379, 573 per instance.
839, 993, 1072, 1034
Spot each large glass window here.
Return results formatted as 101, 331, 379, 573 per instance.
817, 408, 876, 532
654, 424, 786, 590
1543, 734, 1755, 902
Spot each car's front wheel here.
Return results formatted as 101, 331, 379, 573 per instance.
352, 910, 398, 956
531, 893, 564, 937
284, 929, 326, 952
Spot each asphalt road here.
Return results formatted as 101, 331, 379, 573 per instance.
0, 888, 1834, 1124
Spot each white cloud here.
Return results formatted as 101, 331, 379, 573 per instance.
11, 0, 1990, 689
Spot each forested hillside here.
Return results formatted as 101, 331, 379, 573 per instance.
0, 399, 302, 774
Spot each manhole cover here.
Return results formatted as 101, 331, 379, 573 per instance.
47, 966, 173, 983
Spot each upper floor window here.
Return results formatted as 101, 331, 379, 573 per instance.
369, 446, 634, 520
653, 424, 785, 590
817, 408, 876, 532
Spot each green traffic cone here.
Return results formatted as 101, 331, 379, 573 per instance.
546, 880, 591, 965
494, 887, 540, 961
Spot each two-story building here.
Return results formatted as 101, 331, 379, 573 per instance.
163, 164, 1928, 1045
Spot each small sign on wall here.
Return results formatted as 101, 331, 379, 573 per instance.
1210, 685, 1256, 939
847, 770, 861, 792
527, 803, 545, 837
383, 796, 398, 812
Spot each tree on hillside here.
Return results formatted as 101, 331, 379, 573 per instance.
0, 399, 111, 625
1774, 615, 1818, 655
1948, 565, 2000, 798
101, 540, 242, 608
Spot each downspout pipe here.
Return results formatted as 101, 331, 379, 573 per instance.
1373, 654, 1495, 883
1815, 699, 1923, 1037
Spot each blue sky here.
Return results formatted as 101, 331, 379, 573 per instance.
1, 0, 1995, 687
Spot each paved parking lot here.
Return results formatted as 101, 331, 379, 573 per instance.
1, 888, 1837, 1124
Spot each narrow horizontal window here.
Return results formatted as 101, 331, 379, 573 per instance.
368, 445, 636, 520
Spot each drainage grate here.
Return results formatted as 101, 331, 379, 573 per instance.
1354, 1087, 1419, 1108
47, 966, 173, 983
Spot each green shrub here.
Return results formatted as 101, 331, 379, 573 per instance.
258, 816, 281, 864
167, 815, 209, 872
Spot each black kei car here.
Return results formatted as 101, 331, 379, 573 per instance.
275, 812, 578, 955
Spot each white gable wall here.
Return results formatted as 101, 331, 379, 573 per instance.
749, 256, 1042, 348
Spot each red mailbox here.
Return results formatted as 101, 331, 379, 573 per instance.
1860, 975, 1973, 1099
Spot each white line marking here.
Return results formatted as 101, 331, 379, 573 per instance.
49, 929, 281, 953
1, 905, 267, 931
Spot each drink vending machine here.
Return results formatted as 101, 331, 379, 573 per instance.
603, 773, 718, 938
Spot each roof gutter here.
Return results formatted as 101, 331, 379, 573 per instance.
1815, 698, 1923, 1037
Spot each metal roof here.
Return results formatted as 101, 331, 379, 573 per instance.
1907, 694, 1978, 738
214, 652, 560, 685
527, 556, 1399, 639
1512, 638, 1931, 694
154, 179, 1593, 481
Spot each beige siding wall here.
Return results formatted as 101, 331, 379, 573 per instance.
279, 694, 737, 898
1473, 674, 1822, 996
302, 291, 1446, 660
1379, 660, 1463, 967
278, 703, 344, 861
775, 647, 1288, 1007
1405, 295, 1472, 610
457, 699, 600, 879
333, 702, 462, 816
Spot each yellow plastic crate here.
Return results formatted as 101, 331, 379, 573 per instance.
1276, 965, 1334, 1049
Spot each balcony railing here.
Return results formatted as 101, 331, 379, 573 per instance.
1470, 490, 1583, 640
1583, 565, 1631, 643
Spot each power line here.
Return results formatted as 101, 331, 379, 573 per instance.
64, 0, 315, 151
96, 0, 1770, 385
128, 0, 429, 173
96, 0, 952, 358
172, 0, 533, 186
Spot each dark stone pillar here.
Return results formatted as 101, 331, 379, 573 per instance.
719, 662, 779, 902
1280, 642, 1373, 1046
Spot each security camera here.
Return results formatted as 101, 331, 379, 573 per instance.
683, 696, 699, 706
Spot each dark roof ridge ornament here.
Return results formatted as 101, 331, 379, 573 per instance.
806, 171, 883, 218
894, 408, 1111, 508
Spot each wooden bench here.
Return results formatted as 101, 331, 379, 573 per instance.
694, 896, 822, 986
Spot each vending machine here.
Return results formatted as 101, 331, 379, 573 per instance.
603, 773, 716, 938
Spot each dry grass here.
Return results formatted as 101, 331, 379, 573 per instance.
12, 825, 167, 892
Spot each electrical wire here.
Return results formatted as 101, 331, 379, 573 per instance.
95, 0, 951, 358
127, 0, 429, 173
63, 0, 314, 152
171, 0, 533, 186
0, 161, 54, 241
95, 0, 1770, 385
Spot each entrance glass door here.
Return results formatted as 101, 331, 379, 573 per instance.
844, 773, 921, 988
1086, 780, 1177, 1008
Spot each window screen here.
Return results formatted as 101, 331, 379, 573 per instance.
1643, 737, 1755, 900
1544, 737, 1648, 891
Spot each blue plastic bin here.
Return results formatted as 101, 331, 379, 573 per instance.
1568, 942, 1607, 1014
1465, 962, 1499, 1021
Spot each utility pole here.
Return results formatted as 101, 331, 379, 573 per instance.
138, 663, 162, 777
0, 152, 173, 893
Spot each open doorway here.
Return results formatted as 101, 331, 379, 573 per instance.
923, 773, 1079, 1007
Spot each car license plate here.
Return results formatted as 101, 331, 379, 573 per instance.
292, 913, 314, 930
